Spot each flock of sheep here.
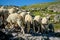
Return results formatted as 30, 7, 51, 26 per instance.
0, 6, 58, 35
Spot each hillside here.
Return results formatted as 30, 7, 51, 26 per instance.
21, 1, 60, 16
21, 1, 60, 30
21, 1, 60, 9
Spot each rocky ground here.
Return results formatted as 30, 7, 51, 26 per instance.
10, 33, 60, 40
7, 31, 60, 40
0, 29, 60, 40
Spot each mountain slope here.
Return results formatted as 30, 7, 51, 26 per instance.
21, 1, 60, 9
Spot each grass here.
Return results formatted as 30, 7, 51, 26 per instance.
54, 23, 60, 30
21, 1, 60, 9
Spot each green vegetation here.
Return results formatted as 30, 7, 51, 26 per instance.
21, 1, 60, 9
54, 23, 60, 30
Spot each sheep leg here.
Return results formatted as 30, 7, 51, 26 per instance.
20, 27, 25, 35
17, 20, 25, 34
41, 24, 45, 33
39, 24, 41, 33
9, 22, 13, 29
33, 22, 35, 33
27, 22, 30, 33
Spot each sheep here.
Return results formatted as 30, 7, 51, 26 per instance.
0, 7, 3, 13
0, 15, 8, 29
0, 6, 8, 13
8, 7, 17, 14
48, 23, 54, 33
20, 12, 27, 19
0, 6, 6, 14
6, 13, 18, 23
41, 17, 49, 33
33, 15, 42, 33
0, 7, 9, 29
0, 6, 9, 18
25, 12, 33, 23
42, 17, 48, 24
46, 14, 51, 20
6, 13, 25, 34
34, 15, 41, 23
24, 12, 33, 33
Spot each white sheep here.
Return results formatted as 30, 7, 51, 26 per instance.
25, 12, 33, 24
8, 8, 16, 14
46, 14, 51, 20
6, 13, 25, 34
33, 15, 42, 33
20, 12, 27, 18
0, 7, 3, 12
34, 15, 41, 22
0, 6, 5, 13
41, 17, 48, 24
6, 13, 18, 23
41, 17, 49, 33
0, 6, 8, 14
24, 12, 33, 33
